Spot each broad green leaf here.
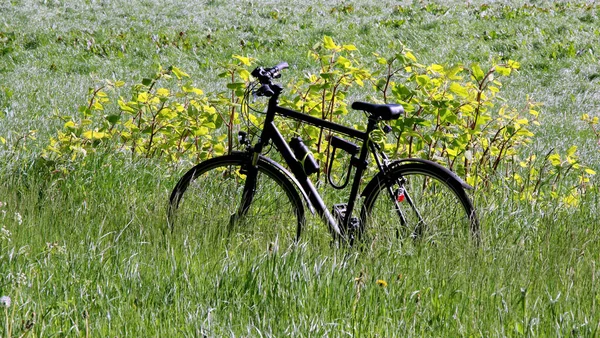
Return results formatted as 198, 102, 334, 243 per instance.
106, 115, 120, 124
226, 82, 245, 90
343, 44, 357, 51
416, 75, 430, 86
566, 145, 577, 157
213, 143, 225, 155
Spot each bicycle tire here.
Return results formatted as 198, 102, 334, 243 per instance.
360, 161, 480, 248
168, 153, 305, 251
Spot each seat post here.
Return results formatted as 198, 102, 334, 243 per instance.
342, 115, 380, 230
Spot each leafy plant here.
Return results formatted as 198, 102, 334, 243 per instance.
373, 47, 535, 185
280, 36, 370, 174
215, 55, 256, 154
40, 36, 595, 206
42, 66, 224, 171
581, 113, 600, 148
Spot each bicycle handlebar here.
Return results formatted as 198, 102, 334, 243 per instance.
251, 62, 289, 84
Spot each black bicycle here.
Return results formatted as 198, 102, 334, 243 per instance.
168, 62, 480, 249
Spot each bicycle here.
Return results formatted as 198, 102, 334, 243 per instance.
168, 62, 480, 249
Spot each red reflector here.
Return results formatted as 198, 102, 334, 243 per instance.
397, 193, 405, 202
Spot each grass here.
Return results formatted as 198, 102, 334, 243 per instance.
1, 0, 600, 336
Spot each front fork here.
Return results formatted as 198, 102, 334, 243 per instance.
229, 132, 259, 230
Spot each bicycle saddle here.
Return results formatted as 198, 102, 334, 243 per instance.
351, 101, 404, 121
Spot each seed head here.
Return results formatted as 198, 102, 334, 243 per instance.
0, 296, 11, 308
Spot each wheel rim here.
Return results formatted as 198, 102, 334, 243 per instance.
170, 159, 302, 253
362, 168, 476, 249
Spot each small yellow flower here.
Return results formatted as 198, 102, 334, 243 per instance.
376, 279, 388, 287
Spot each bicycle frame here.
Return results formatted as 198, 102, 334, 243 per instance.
240, 85, 388, 238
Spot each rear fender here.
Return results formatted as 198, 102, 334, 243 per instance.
361, 158, 472, 198
392, 158, 472, 190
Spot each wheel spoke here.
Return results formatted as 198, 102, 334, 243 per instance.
361, 163, 479, 248
169, 154, 305, 252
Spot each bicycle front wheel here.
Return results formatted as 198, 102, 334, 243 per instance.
168, 153, 305, 252
360, 162, 480, 248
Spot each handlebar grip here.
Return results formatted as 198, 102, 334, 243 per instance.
273, 62, 289, 72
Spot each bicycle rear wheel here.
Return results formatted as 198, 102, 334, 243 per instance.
360, 162, 480, 248
168, 153, 305, 252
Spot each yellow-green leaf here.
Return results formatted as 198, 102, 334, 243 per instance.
446, 147, 458, 157
405, 51, 417, 62
336, 56, 351, 68
429, 64, 444, 73
171, 66, 190, 79
232, 54, 251, 66
193, 127, 209, 136
449, 82, 468, 97
471, 63, 484, 81
548, 154, 561, 166
495, 66, 511, 76
323, 35, 339, 50
82, 130, 107, 140
137, 92, 149, 103
239, 68, 251, 81
416, 75, 430, 86
157, 88, 170, 97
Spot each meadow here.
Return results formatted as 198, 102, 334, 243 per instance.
1, 0, 600, 336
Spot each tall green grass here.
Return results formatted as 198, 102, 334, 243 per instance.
1, 0, 600, 336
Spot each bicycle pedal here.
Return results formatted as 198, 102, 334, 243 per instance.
332, 203, 348, 221
348, 216, 360, 230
